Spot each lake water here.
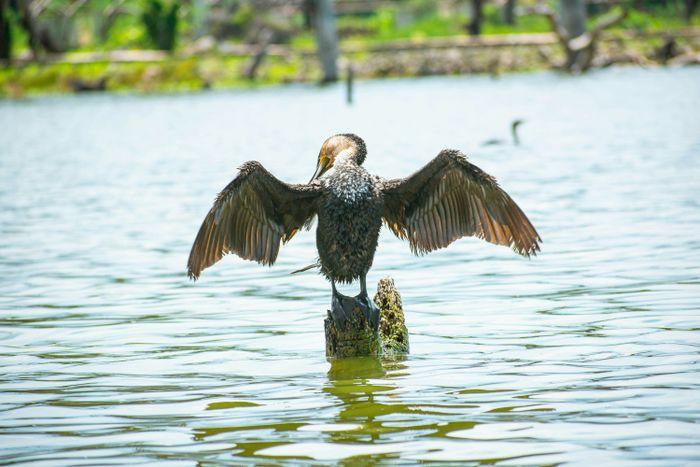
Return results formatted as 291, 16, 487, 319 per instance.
1, 67, 699, 465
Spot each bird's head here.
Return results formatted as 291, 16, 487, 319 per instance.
511, 119, 525, 145
310, 133, 367, 182
511, 119, 525, 131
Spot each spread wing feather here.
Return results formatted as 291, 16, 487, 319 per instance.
381, 149, 541, 256
187, 161, 321, 279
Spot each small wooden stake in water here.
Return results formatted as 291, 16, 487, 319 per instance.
346, 63, 354, 105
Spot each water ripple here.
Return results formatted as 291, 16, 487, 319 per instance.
1, 67, 700, 464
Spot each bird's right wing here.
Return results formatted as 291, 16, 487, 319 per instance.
187, 161, 322, 280
381, 149, 541, 256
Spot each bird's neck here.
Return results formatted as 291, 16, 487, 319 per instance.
511, 125, 520, 145
334, 149, 360, 168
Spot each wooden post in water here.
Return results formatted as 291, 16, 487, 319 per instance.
324, 277, 409, 358
345, 62, 354, 105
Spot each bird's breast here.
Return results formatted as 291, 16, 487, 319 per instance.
324, 169, 375, 205
316, 169, 384, 283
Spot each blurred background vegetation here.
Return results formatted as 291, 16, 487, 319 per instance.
0, 0, 698, 97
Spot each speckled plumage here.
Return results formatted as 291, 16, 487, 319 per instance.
317, 163, 383, 283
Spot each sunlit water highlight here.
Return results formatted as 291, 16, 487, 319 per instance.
1, 67, 699, 465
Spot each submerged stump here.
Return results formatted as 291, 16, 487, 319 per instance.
324, 277, 409, 358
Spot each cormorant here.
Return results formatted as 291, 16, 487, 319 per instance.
481, 119, 524, 146
187, 134, 541, 325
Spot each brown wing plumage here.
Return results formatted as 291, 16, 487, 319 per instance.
187, 161, 321, 280
381, 149, 541, 256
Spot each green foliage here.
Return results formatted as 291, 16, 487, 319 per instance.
0, 54, 305, 97
617, 4, 698, 30
334, 1, 697, 42
334, 8, 395, 40
0, 1, 28, 60
406, 0, 438, 19
206, 1, 255, 40
141, 0, 179, 51
263, 56, 306, 83
229, 2, 254, 35
289, 33, 315, 49
97, 14, 146, 50
337, 8, 467, 42
333, 2, 696, 41
481, 4, 551, 34
1, 0, 698, 97
399, 13, 467, 38
373, 8, 396, 37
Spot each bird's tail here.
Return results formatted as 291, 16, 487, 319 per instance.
290, 261, 321, 275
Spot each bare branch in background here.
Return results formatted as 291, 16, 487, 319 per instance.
63, 0, 88, 18
536, 1, 627, 73
29, 0, 50, 17
96, 0, 127, 43
243, 27, 276, 80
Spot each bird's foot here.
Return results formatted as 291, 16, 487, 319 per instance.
359, 293, 380, 331
330, 290, 352, 329
329, 290, 380, 331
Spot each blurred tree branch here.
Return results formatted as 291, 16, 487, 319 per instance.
536, 1, 627, 73
95, 0, 127, 43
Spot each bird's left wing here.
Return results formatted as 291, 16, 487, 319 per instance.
187, 161, 322, 280
381, 149, 541, 256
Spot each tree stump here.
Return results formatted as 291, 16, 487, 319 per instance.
324, 277, 409, 358
375, 277, 410, 355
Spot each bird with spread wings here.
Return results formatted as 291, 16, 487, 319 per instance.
188, 134, 540, 324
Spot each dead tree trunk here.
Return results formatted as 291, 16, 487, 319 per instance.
503, 0, 516, 25
686, 0, 699, 22
302, 0, 314, 30
468, 0, 484, 36
559, 0, 586, 38
190, 0, 207, 38
0, 0, 11, 61
539, 3, 627, 73
558, 0, 587, 70
14, 0, 41, 60
325, 277, 409, 359
313, 0, 338, 83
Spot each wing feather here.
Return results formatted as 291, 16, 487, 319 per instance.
381, 149, 541, 257
187, 161, 321, 279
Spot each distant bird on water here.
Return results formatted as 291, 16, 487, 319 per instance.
481, 119, 525, 146
187, 134, 541, 322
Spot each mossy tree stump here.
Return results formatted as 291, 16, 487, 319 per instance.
374, 277, 410, 355
324, 277, 409, 358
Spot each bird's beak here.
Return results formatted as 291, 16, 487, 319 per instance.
309, 153, 332, 182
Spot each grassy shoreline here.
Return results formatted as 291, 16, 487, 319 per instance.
2, 27, 699, 98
